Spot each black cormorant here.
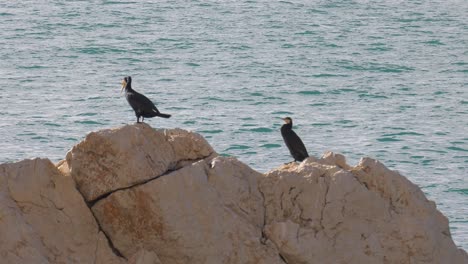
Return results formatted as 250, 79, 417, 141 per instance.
121, 76, 171, 123
281, 117, 309, 162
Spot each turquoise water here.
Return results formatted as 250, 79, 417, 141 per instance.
1, 1, 467, 249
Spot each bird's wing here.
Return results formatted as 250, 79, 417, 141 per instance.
286, 130, 309, 158
127, 91, 159, 113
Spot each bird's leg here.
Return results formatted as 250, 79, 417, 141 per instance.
136, 115, 140, 123
142, 117, 145, 122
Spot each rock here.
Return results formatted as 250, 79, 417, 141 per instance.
0, 158, 124, 264
92, 157, 283, 264
66, 123, 215, 202
127, 250, 162, 264
319, 151, 350, 170
1, 124, 466, 264
260, 156, 468, 264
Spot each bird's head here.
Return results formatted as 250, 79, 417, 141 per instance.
282, 117, 293, 125
121, 76, 132, 93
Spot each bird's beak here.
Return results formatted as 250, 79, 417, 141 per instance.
121, 80, 126, 94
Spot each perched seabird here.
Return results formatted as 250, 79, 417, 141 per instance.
121, 76, 171, 123
281, 117, 309, 162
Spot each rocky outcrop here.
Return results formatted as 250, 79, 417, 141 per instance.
260, 154, 468, 264
1, 124, 467, 264
65, 124, 215, 202
91, 157, 283, 264
0, 158, 124, 264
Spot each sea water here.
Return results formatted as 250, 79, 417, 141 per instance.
0, 0, 466, 249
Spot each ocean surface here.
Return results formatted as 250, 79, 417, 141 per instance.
1, 0, 467, 249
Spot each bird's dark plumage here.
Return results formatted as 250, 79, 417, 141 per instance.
121, 76, 171, 123
281, 117, 309, 162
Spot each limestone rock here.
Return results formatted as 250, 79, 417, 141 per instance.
127, 250, 162, 264
92, 157, 283, 264
260, 155, 468, 264
0, 158, 124, 264
1, 124, 466, 264
319, 151, 350, 170
66, 123, 215, 202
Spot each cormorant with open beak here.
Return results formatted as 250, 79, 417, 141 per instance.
121, 76, 171, 123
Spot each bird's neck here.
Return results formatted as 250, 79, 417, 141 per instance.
281, 123, 292, 130
125, 84, 133, 91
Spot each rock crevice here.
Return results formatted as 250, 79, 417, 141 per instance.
0, 158, 126, 264
66, 124, 215, 202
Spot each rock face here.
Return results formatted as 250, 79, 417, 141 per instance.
260, 155, 468, 264
1, 124, 467, 264
92, 158, 282, 264
0, 158, 124, 264
65, 124, 215, 202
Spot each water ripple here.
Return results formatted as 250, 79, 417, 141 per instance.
1, 0, 467, 249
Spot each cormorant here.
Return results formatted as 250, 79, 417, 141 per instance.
121, 76, 171, 123
281, 117, 309, 162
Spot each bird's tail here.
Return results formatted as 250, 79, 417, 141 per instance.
156, 113, 171, 118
